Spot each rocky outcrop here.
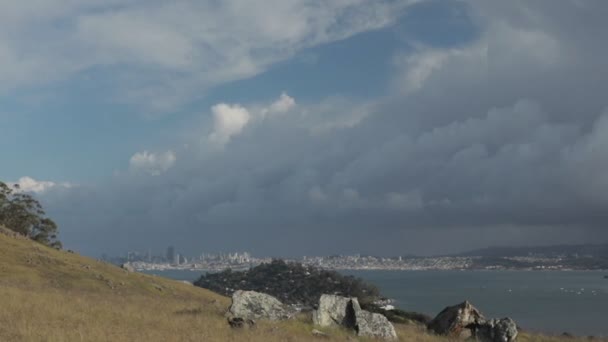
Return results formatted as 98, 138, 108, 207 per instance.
427, 301, 485, 336
313, 294, 397, 340
472, 318, 518, 342
355, 310, 398, 340
428, 301, 518, 342
229, 290, 295, 321
313, 294, 361, 329
121, 263, 135, 272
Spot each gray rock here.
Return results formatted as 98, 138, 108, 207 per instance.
121, 263, 135, 272
229, 290, 294, 321
473, 318, 518, 342
313, 294, 398, 340
428, 301, 485, 336
313, 294, 361, 329
355, 310, 398, 340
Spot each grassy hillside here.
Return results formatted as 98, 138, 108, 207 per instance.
0, 227, 599, 342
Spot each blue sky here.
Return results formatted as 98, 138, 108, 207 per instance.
2, 0, 608, 257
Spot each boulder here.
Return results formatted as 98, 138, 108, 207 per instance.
313, 294, 398, 340
472, 318, 518, 342
229, 290, 294, 321
427, 301, 485, 336
313, 294, 361, 329
355, 310, 398, 340
121, 263, 135, 272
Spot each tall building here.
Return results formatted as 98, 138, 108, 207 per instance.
166, 246, 175, 264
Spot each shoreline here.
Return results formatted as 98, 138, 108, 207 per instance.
136, 265, 608, 273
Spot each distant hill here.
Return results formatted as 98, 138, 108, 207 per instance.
457, 243, 608, 258
194, 259, 381, 307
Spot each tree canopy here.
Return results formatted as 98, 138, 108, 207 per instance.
0, 181, 61, 249
194, 259, 381, 307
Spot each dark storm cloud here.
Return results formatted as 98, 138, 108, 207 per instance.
42, 0, 608, 257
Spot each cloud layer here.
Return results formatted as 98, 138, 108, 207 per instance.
26, 0, 608, 257
0, 0, 415, 111
10, 177, 72, 194
129, 151, 177, 176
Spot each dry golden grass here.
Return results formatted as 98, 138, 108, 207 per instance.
0, 227, 603, 342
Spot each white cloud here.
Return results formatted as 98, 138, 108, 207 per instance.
10, 176, 72, 194
208, 103, 251, 146
397, 49, 452, 93
393, 43, 487, 95
207, 92, 296, 146
393, 6, 565, 98
302, 97, 372, 134
0, 0, 416, 110
129, 150, 176, 176
262, 92, 296, 117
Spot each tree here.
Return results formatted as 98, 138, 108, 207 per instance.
0, 181, 62, 249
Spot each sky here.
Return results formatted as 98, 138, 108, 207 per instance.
2, 0, 608, 258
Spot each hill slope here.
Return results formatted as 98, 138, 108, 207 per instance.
0, 227, 397, 341
0, 227, 595, 342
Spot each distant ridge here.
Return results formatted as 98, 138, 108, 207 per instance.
456, 243, 608, 258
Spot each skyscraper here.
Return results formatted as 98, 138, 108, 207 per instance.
166, 246, 175, 264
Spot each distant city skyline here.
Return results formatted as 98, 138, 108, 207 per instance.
107, 240, 608, 266
113, 245, 608, 272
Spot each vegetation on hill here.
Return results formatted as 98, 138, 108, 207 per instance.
194, 259, 435, 325
194, 259, 381, 307
0, 180, 61, 248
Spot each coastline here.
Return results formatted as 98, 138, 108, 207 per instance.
133, 262, 608, 273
